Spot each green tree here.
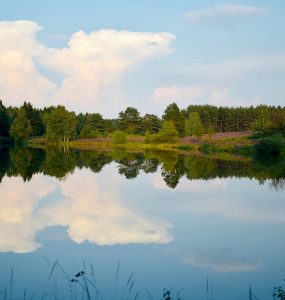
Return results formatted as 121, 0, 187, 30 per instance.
251, 105, 273, 134
9, 108, 31, 140
0, 100, 10, 139
85, 113, 106, 133
44, 106, 77, 142
158, 120, 179, 143
80, 124, 99, 138
112, 130, 127, 144
76, 113, 85, 135
162, 103, 185, 135
141, 113, 161, 133
22, 101, 44, 136
185, 112, 203, 139
119, 107, 141, 134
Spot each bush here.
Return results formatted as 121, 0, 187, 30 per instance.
158, 120, 179, 143
144, 121, 179, 144
145, 132, 160, 144
199, 143, 217, 153
254, 137, 282, 156
112, 130, 127, 144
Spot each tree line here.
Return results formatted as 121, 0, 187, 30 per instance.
0, 100, 284, 142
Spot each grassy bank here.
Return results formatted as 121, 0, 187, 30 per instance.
28, 132, 258, 158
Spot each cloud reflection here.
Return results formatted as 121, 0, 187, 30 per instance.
153, 174, 285, 223
0, 175, 55, 253
0, 168, 173, 253
184, 249, 261, 273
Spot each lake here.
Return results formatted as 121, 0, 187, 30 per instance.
0, 146, 284, 299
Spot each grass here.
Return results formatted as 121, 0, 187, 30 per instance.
0, 260, 275, 300
0, 260, 183, 300
28, 132, 259, 159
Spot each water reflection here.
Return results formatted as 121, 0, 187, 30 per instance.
0, 146, 284, 299
0, 168, 172, 253
183, 249, 261, 272
0, 146, 284, 188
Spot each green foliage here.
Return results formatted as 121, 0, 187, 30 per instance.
162, 102, 185, 135
76, 113, 85, 135
184, 111, 203, 139
44, 106, 77, 142
178, 145, 193, 151
2, 100, 285, 144
43, 147, 77, 179
1, 146, 285, 190
119, 107, 141, 134
207, 127, 214, 140
145, 120, 179, 144
141, 113, 161, 133
159, 120, 179, 143
199, 143, 218, 153
112, 130, 127, 144
255, 136, 284, 157
8, 146, 44, 181
104, 119, 120, 133
9, 108, 31, 140
0, 100, 10, 138
21, 101, 44, 136
80, 124, 99, 139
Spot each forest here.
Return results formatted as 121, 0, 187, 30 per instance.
0, 100, 284, 143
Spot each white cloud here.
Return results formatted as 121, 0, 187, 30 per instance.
151, 84, 258, 109
0, 20, 175, 115
186, 4, 263, 23
184, 249, 261, 272
0, 175, 56, 253
0, 21, 56, 107
45, 29, 175, 114
151, 54, 285, 109
0, 168, 173, 253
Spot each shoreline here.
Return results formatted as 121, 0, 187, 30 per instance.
27, 132, 257, 161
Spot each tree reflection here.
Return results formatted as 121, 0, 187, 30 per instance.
0, 146, 284, 189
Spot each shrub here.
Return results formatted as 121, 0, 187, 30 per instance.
254, 137, 282, 156
112, 130, 127, 144
158, 120, 179, 143
199, 143, 217, 153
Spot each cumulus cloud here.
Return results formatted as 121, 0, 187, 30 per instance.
45, 29, 175, 114
0, 21, 57, 107
185, 4, 263, 23
0, 20, 175, 115
0, 168, 173, 253
184, 249, 261, 272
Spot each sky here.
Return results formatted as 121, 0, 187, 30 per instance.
0, 0, 284, 117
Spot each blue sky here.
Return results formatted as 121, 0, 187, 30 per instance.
0, 0, 284, 117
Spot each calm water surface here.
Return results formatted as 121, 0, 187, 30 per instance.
0, 147, 284, 299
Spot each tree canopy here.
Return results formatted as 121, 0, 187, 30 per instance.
44, 106, 77, 142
